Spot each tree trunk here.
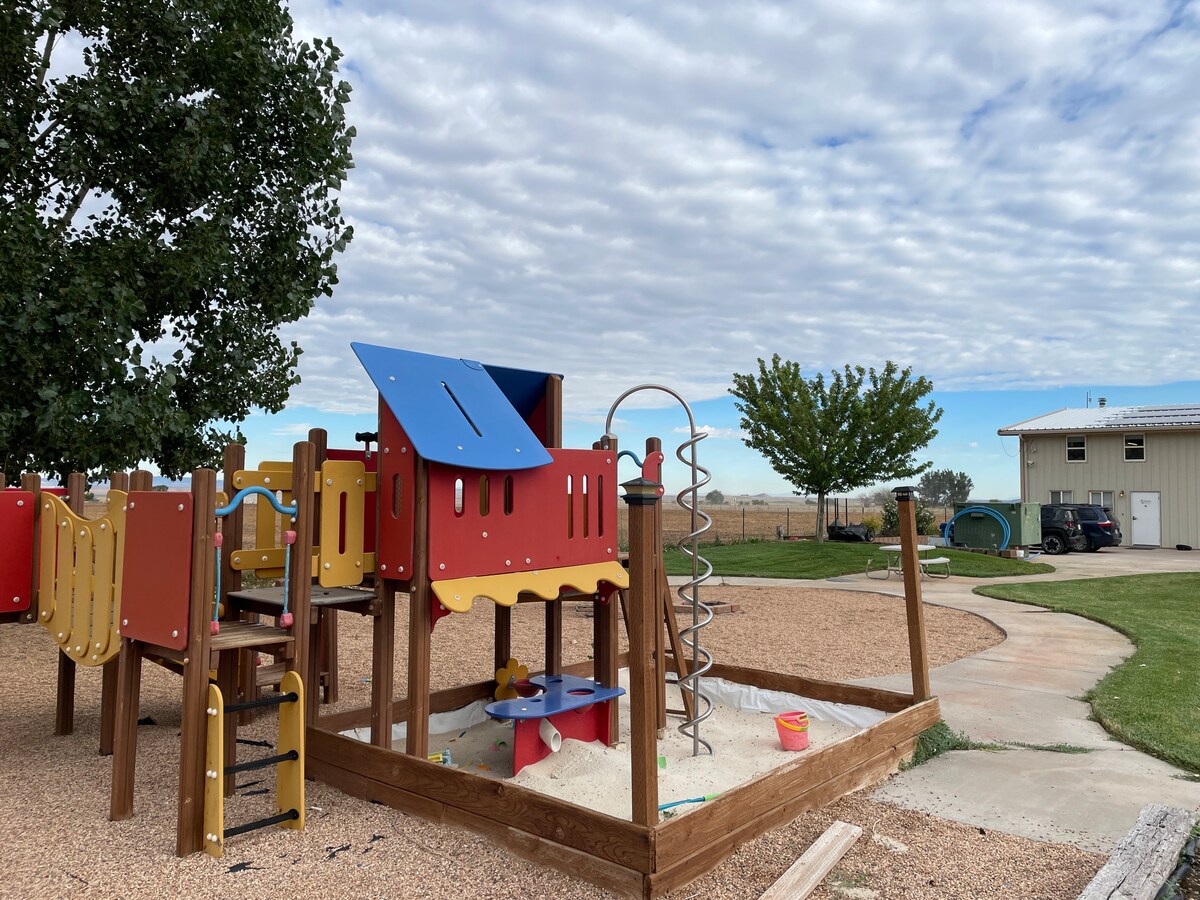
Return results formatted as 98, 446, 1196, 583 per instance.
814, 489, 826, 542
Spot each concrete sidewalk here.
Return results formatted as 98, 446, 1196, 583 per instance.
691, 547, 1200, 853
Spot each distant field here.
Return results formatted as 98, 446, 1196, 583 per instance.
87, 494, 951, 548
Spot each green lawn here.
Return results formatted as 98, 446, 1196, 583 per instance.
662, 540, 1054, 580
977, 574, 1200, 774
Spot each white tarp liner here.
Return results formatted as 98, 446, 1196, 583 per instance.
341, 698, 491, 744
701, 675, 888, 729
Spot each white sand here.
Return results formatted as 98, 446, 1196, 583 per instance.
408, 674, 867, 822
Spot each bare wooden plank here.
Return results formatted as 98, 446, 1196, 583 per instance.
544, 374, 564, 676
707, 662, 915, 713
99, 658, 117, 756
406, 460, 432, 756
759, 821, 862, 900
289, 440, 318, 722
370, 583, 395, 748
318, 678, 498, 733
656, 698, 940, 864
1078, 804, 1197, 900
306, 727, 654, 871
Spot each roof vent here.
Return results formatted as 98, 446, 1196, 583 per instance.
1098, 397, 1107, 408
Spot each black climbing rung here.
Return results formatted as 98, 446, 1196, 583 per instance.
224, 691, 298, 714
223, 808, 300, 839
225, 749, 299, 776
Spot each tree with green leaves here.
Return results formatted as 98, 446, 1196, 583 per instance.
705, 489, 725, 505
917, 468, 974, 507
1, 1, 354, 484
730, 355, 942, 541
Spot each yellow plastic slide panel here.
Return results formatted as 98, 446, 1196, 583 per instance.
431, 561, 630, 614
36, 493, 123, 666
277, 671, 305, 831
317, 460, 366, 587
204, 683, 225, 859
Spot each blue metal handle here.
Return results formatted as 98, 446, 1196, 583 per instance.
216, 485, 298, 518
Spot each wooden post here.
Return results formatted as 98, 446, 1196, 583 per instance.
54, 473, 87, 736
177, 467, 217, 856
308, 427, 338, 704
289, 441, 318, 723
895, 486, 932, 702
593, 435, 621, 740
623, 474, 662, 826
98, 472, 130, 756
544, 374, 564, 676
370, 583, 396, 749
405, 459, 432, 757
108, 636, 142, 820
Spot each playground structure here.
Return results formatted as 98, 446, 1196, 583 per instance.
1, 342, 941, 898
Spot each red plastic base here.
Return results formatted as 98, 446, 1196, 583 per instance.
511, 700, 613, 775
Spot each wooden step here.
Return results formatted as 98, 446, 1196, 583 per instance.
209, 620, 294, 653
255, 661, 288, 690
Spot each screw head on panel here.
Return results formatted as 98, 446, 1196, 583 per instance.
171, 630, 178, 638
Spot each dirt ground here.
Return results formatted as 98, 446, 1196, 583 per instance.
0, 584, 1105, 899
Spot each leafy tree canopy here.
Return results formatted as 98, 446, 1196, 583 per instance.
1, 0, 354, 483
730, 355, 942, 540
917, 468, 974, 507
705, 489, 725, 505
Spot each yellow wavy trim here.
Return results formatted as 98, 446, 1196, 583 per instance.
431, 561, 629, 614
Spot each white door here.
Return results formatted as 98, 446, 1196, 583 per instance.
1130, 492, 1161, 546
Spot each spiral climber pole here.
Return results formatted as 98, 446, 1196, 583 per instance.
606, 385, 714, 756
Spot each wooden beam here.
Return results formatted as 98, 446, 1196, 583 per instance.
896, 489, 932, 701
108, 637, 142, 820
289, 441, 318, 721
545, 374, 564, 676
176, 467, 216, 856
306, 727, 654, 871
370, 582, 395, 748
405, 460, 432, 757
655, 698, 940, 865
53, 472, 87, 736
759, 821, 862, 900
624, 477, 661, 826
1078, 804, 1197, 900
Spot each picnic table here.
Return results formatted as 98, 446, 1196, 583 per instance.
866, 544, 951, 580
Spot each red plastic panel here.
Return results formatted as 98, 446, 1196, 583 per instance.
327, 447, 377, 555
120, 492, 193, 651
0, 491, 35, 613
428, 448, 618, 580
510, 702, 614, 775
376, 404, 415, 580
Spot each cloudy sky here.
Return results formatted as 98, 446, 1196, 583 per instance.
239, 1, 1200, 498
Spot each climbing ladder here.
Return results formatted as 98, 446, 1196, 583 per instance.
204, 670, 305, 858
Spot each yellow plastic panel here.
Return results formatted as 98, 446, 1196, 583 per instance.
229, 547, 287, 572
246, 461, 293, 577
317, 460, 366, 587
105, 491, 128, 660
204, 683, 225, 858
276, 671, 305, 831
431, 561, 630, 614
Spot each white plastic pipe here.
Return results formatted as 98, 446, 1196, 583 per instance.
539, 718, 562, 753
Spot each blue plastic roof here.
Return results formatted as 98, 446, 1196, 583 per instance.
352, 343, 553, 471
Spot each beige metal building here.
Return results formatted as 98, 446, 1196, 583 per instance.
998, 403, 1200, 548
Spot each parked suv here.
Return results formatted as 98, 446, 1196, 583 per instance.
1039, 505, 1090, 555
1060, 504, 1123, 551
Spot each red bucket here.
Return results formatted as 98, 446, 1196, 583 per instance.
774, 711, 810, 751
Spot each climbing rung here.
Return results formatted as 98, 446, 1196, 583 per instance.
225, 691, 298, 715
204, 670, 305, 859
225, 749, 299, 776
224, 808, 300, 840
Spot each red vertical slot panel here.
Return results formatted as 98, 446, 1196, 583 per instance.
120, 492, 193, 651
377, 403, 415, 581
0, 491, 35, 613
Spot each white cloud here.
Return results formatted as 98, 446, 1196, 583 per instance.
271, 423, 315, 437
276, 1, 1200, 417
672, 424, 747, 440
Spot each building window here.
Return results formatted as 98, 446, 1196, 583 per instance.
1089, 490, 1114, 509
1066, 435, 1086, 462
1049, 490, 1073, 503
1124, 434, 1145, 462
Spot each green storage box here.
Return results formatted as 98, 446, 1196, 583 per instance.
950, 502, 1041, 549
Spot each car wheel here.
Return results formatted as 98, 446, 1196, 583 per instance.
1042, 533, 1067, 555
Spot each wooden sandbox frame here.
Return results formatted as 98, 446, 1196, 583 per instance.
305, 484, 940, 899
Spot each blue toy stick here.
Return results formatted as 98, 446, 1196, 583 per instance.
658, 793, 720, 811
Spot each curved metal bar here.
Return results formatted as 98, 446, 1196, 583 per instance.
215, 485, 298, 518
606, 384, 715, 756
